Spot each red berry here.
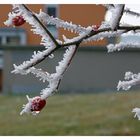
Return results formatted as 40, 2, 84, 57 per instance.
92, 25, 100, 31
31, 96, 46, 112
12, 16, 26, 26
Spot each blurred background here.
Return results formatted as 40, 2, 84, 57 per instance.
0, 4, 140, 135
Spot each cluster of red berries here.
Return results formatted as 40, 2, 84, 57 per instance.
30, 96, 46, 112
12, 16, 26, 26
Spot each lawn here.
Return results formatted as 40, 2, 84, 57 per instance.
0, 91, 140, 135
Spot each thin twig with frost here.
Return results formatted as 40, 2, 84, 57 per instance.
117, 72, 140, 91
107, 42, 140, 52
37, 10, 88, 34
109, 4, 125, 30
132, 108, 140, 120
21, 45, 78, 114
104, 4, 140, 17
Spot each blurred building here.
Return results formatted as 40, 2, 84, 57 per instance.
0, 4, 140, 94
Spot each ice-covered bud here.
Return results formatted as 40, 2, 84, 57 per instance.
12, 16, 26, 26
132, 108, 140, 120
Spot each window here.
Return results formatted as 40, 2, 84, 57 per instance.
6, 36, 20, 45
0, 28, 26, 45
0, 28, 27, 70
47, 7, 57, 17
45, 5, 59, 38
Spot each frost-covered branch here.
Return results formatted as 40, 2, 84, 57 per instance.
132, 108, 140, 120
107, 42, 140, 52
37, 10, 87, 34
124, 8, 140, 17
22, 4, 59, 46
118, 71, 140, 121
109, 4, 125, 30
103, 4, 115, 9
21, 44, 78, 115
104, 4, 140, 17
5, 4, 140, 117
5, 4, 140, 70
5, 4, 61, 70
40, 44, 78, 100
117, 72, 140, 91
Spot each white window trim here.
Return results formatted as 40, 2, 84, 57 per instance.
0, 28, 27, 45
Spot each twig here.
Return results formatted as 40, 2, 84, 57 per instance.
22, 4, 59, 47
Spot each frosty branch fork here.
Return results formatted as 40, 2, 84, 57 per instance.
4, 4, 140, 118
19, 4, 140, 70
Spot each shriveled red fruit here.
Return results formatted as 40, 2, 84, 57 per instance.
12, 16, 26, 26
31, 96, 46, 112
92, 25, 100, 31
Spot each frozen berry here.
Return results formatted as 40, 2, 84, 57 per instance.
31, 96, 46, 112
12, 16, 26, 26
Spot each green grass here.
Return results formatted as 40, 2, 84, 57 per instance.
0, 91, 140, 135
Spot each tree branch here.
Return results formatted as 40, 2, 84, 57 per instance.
6, 4, 140, 116
104, 4, 140, 17
21, 25, 140, 70
22, 4, 59, 47
109, 4, 125, 30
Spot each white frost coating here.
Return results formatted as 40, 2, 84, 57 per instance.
99, 21, 111, 29
104, 4, 140, 17
85, 30, 125, 43
36, 10, 87, 34
124, 71, 134, 80
107, 42, 140, 52
11, 46, 56, 73
62, 26, 92, 44
6, 5, 54, 46
103, 4, 114, 10
124, 8, 140, 17
19, 44, 77, 114
12, 66, 51, 83
117, 72, 140, 91
132, 107, 140, 120
20, 95, 33, 115
132, 108, 140, 120
29, 67, 51, 83
48, 54, 54, 59
40, 45, 77, 99
109, 5, 124, 30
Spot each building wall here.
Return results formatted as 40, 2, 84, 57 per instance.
3, 46, 140, 95
0, 4, 106, 46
